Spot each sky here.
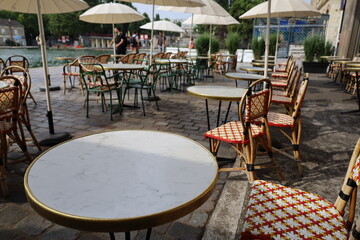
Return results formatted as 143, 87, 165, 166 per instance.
133, 0, 312, 21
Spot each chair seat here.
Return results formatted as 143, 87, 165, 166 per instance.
241, 180, 348, 240
271, 95, 291, 105
204, 121, 263, 144
272, 90, 286, 96
271, 73, 288, 78
270, 80, 287, 87
62, 72, 80, 76
254, 112, 294, 127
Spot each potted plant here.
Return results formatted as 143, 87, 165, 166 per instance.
251, 37, 265, 60
195, 34, 220, 56
303, 34, 334, 73
225, 32, 241, 55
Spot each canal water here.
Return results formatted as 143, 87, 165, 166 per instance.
0, 48, 118, 68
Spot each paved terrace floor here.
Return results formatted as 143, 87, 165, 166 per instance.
0, 65, 359, 240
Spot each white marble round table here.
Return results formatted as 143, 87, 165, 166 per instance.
100, 63, 145, 71
24, 130, 217, 234
187, 85, 246, 101
155, 59, 188, 64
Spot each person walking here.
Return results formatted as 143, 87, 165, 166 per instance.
158, 31, 166, 53
109, 27, 127, 61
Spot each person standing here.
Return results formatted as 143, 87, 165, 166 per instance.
188, 38, 195, 49
158, 31, 166, 53
110, 27, 127, 61
130, 30, 140, 54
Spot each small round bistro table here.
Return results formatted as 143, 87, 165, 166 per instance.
187, 85, 246, 130
155, 59, 188, 64
24, 130, 218, 240
225, 72, 263, 87
100, 63, 145, 71
54, 57, 76, 63
239, 66, 272, 75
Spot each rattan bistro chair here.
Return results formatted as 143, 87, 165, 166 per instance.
79, 62, 123, 121
204, 79, 284, 183
240, 138, 360, 240
254, 78, 309, 176
1, 66, 41, 151
0, 76, 32, 196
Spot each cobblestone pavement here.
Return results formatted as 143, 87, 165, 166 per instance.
0, 64, 359, 240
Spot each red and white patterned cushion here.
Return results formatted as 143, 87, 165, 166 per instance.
204, 121, 263, 144
253, 112, 294, 128
350, 156, 360, 186
272, 90, 287, 97
271, 80, 287, 87
271, 72, 288, 78
271, 95, 291, 105
241, 180, 348, 240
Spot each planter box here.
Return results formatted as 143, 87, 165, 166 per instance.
303, 61, 328, 73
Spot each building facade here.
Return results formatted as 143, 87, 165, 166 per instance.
0, 18, 26, 46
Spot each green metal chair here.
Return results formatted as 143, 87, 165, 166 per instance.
79, 62, 123, 121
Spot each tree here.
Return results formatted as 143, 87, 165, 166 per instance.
228, 0, 263, 47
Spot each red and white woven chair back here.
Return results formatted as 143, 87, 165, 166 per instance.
292, 79, 309, 117
0, 78, 21, 120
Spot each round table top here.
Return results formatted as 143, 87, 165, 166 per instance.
320, 56, 333, 59
327, 57, 350, 61
24, 130, 217, 232
333, 60, 356, 64
253, 59, 275, 63
251, 62, 275, 67
344, 67, 360, 72
225, 72, 264, 81
100, 63, 144, 71
54, 57, 76, 61
155, 59, 188, 64
0, 81, 9, 88
239, 66, 272, 73
262, 55, 275, 59
187, 85, 246, 101
346, 63, 360, 68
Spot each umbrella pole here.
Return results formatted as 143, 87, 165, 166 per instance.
36, 0, 71, 146
190, 13, 193, 55
264, 0, 271, 78
112, 21, 116, 56
150, 0, 155, 64
274, 17, 280, 68
208, 24, 212, 58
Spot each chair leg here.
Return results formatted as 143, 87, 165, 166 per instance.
244, 143, 256, 183
140, 89, 146, 116
86, 92, 90, 118
28, 92, 37, 105
0, 134, 9, 196
22, 108, 41, 151
258, 136, 284, 181
292, 119, 303, 176
152, 89, 160, 110
12, 123, 32, 162
63, 75, 67, 94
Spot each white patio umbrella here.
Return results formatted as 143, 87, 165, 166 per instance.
183, 14, 239, 57
119, 0, 205, 63
80, 2, 144, 56
158, 0, 231, 51
0, 0, 89, 145
140, 20, 185, 33
239, 0, 320, 74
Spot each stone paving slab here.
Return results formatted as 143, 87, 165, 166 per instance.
0, 65, 359, 240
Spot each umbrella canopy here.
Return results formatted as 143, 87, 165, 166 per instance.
122, 0, 204, 7
157, 0, 230, 17
80, 2, 144, 23
140, 20, 185, 33
121, 0, 205, 63
239, 0, 320, 77
0, 0, 89, 144
239, 0, 320, 19
183, 14, 239, 25
0, 0, 88, 13
80, 3, 144, 55
183, 14, 239, 57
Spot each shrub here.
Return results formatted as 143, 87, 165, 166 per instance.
303, 34, 334, 62
195, 34, 220, 56
251, 37, 265, 60
225, 32, 241, 55
269, 33, 278, 56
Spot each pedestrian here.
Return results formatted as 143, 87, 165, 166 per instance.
188, 37, 195, 49
130, 30, 140, 54
158, 31, 166, 53
109, 27, 127, 61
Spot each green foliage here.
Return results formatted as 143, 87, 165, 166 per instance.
269, 34, 278, 56
228, 0, 263, 45
303, 34, 334, 62
251, 37, 265, 60
225, 32, 241, 54
195, 34, 220, 56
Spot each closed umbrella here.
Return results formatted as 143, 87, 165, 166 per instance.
239, 0, 320, 73
120, 0, 205, 63
158, 0, 230, 53
0, 0, 89, 145
80, 2, 144, 55
183, 14, 239, 57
